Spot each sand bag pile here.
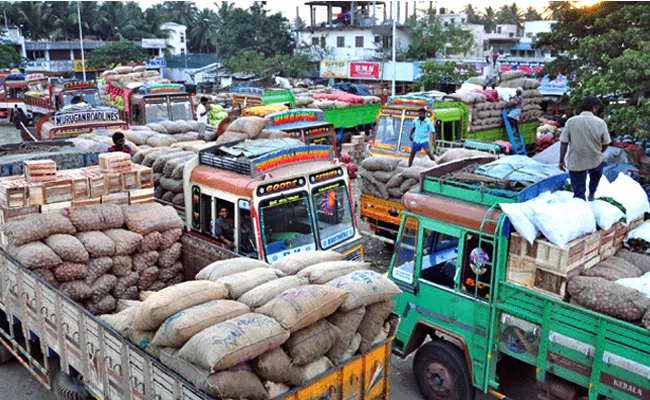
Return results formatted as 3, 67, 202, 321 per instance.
2, 203, 185, 315
291, 86, 381, 110
215, 116, 271, 144
359, 156, 437, 203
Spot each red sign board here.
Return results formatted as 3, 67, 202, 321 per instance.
349, 62, 380, 80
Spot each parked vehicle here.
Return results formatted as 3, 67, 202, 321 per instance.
229, 86, 296, 109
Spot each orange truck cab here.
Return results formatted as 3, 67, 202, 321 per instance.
263, 109, 338, 152
184, 139, 364, 263
25, 80, 103, 120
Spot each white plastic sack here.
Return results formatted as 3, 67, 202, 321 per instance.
609, 173, 650, 223
530, 195, 596, 248
496, 87, 517, 102
457, 83, 482, 93
617, 272, 650, 299
500, 202, 538, 245
627, 222, 650, 242
589, 200, 624, 231
585, 175, 611, 199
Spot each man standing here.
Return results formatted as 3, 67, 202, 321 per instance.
196, 97, 209, 125
408, 108, 436, 167
559, 97, 611, 201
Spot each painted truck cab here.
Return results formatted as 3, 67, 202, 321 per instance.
128, 83, 194, 125
184, 139, 363, 263
263, 109, 337, 151
230, 86, 296, 109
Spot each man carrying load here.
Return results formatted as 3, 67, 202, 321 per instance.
408, 108, 436, 167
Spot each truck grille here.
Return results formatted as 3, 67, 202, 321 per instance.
343, 247, 363, 261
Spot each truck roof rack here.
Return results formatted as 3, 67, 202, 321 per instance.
265, 109, 324, 130
230, 86, 264, 96
198, 138, 333, 177
387, 95, 434, 108
420, 156, 568, 206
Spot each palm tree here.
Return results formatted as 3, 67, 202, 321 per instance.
464, 4, 481, 24
497, 3, 524, 29
544, 1, 574, 20
482, 6, 497, 33
190, 9, 218, 53
163, 1, 199, 28
525, 6, 543, 21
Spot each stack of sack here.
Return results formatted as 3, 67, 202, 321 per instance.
292, 86, 382, 110
101, 66, 167, 89
215, 116, 276, 144
98, 251, 401, 399
1, 203, 185, 315
192, 92, 233, 105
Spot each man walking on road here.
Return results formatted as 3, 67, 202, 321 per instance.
559, 96, 611, 201
408, 108, 436, 167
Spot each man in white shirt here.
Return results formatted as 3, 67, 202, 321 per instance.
196, 97, 209, 124
272, 75, 292, 89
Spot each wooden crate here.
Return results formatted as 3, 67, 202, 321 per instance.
135, 166, 154, 189
99, 153, 132, 172
582, 231, 602, 262
59, 170, 90, 200
80, 167, 107, 198
0, 205, 39, 223
599, 225, 617, 254
27, 183, 44, 206
506, 254, 536, 287
601, 244, 620, 261
41, 201, 72, 213
44, 179, 72, 204
614, 222, 628, 247
102, 192, 129, 205
72, 197, 101, 207
508, 232, 539, 259
0, 178, 27, 209
533, 265, 584, 301
121, 170, 139, 191
128, 188, 155, 204
23, 160, 56, 183
535, 236, 586, 275
104, 173, 122, 194
629, 216, 645, 231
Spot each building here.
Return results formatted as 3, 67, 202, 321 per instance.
437, 12, 469, 29
517, 21, 558, 59
161, 22, 187, 55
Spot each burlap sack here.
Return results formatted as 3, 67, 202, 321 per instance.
76, 232, 115, 258
238, 276, 309, 309
116, 299, 141, 313
86, 294, 117, 315
298, 357, 334, 383
100, 304, 140, 336
54, 262, 88, 282
326, 307, 366, 365
326, 270, 401, 312
128, 329, 160, 357
137, 266, 159, 291
615, 250, 650, 273
126, 205, 183, 235
9, 241, 62, 270
2, 212, 76, 247
152, 151, 195, 173
157, 242, 182, 268
133, 251, 159, 272
568, 276, 650, 321
257, 285, 348, 332
149, 281, 168, 291
133, 281, 228, 330
285, 320, 341, 365
141, 232, 163, 252
265, 381, 290, 398
44, 234, 89, 263
195, 258, 270, 281
68, 204, 124, 232
152, 300, 250, 347
254, 348, 303, 387
104, 229, 143, 256
357, 300, 395, 353
110, 255, 133, 277
85, 257, 113, 285
34, 269, 58, 287
159, 228, 183, 249
582, 257, 642, 281
360, 156, 401, 172
59, 281, 93, 302
436, 149, 493, 165
217, 268, 280, 300
298, 261, 370, 284
273, 251, 344, 275
90, 274, 118, 303
158, 262, 183, 282
160, 349, 268, 400
178, 313, 289, 372
113, 271, 140, 298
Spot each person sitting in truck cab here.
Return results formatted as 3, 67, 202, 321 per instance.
215, 206, 235, 250
108, 131, 133, 155
408, 108, 436, 167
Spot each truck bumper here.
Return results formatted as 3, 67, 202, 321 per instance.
334, 237, 364, 261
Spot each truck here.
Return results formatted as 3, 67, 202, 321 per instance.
103, 82, 194, 126
183, 138, 365, 263
229, 86, 296, 109
387, 156, 650, 400
0, 233, 395, 400
24, 80, 103, 119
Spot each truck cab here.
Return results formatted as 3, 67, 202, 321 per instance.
184, 139, 363, 263
259, 109, 337, 151
25, 80, 102, 118
127, 83, 194, 125
230, 86, 296, 109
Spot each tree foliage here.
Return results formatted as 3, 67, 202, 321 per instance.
405, 10, 475, 60
224, 50, 313, 79
419, 61, 479, 90
86, 40, 149, 69
0, 44, 23, 69
538, 2, 650, 137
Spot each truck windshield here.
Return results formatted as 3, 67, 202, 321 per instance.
312, 180, 354, 249
375, 116, 401, 150
171, 101, 193, 121
400, 117, 415, 151
259, 191, 317, 263
64, 90, 100, 107
145, 103, 169, 124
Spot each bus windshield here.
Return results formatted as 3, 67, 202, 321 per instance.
259, 192, 316, 263
171, 101, 193, 120
375, 116, 402, 150
145, 103, 169, 124
312, 180, 354, 249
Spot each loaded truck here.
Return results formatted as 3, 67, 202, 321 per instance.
388, 156, 650, 400
183, 138, 364, 262
229, 86, 296, 109
24, 80, 103, 118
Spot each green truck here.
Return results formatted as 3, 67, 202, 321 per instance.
387, 157, 650, 400
230, 86, 297, 108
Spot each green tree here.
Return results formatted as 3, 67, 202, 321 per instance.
405, 10, 474, 60
537, 2, 650, 137
0, 43, 23, 69
224, 49, 312, 79
525, 6, 543, 21
482, 6, 497, 33
463, 4, 481, 24
86, 40, 149, 69
191, 9, 218, 53
544, 1, 574, 20
497, 3, 524, 29
419, 61, 479, 90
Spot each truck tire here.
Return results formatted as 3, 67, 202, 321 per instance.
0, 344, 14, 364
413, 341, 475, 400
53, 371, 87, 400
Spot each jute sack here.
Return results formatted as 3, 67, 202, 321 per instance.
133, 281, 228, 331
159, 228, 183, 249
357, 300, 395, 353
141, 232, 163, 252
9, 241, 62, 270
265, 381, 290, 398
567, 276, 650, 321
253, 347, 303, 387
298, 261, 370, 284
44, 234, 89, 263
238, 276, 308, 309
54, 262, 88, 282
326, 307, 366, 365
128, 329, 160, 357
104, 229, 143, 256
68, 204, 124, 232
298, 357, 334, 384
285, 320, 341, 365
178, 313, 289, 372
581, 257, 642, 281
195, 258, 270, 281
256, 285, 348, 332
99, 304, 140, 336
326, 270, 401, 312
125, 205, 183, 235
2, 212, 76, 247
216, 268, 280, 299
116, 299, 141, 313
616, 250, 650, 273
152, 300, 250, 347
272, 251, 344, 275
85, 257, 113, 285
160, 348, 269, 400
76, 232, 115, 258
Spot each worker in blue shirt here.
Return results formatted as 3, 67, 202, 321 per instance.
408, 108, 436, 167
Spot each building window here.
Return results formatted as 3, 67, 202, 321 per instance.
497, 27, 502, 34
180, 48, 185, 54
180, 33, 185, 43
355, 36, 364, 48
337, 36, 345, 47
444, 22, 449, 28
374, 35, 381, 43
312, 37, 319, 46
451, 18, 455, 24
320, 37, 326, 48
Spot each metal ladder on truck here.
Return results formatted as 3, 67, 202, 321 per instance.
501, 109, 527, 156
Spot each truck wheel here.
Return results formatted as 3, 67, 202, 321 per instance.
413, 341, 475, 400
53, 371, 87, 400
0, 344, 14, 364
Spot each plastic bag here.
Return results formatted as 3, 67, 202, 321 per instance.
529, 195, 596, 248
609, 173, 650, 223
590, 200, 625, 231
500, 202, 538, 245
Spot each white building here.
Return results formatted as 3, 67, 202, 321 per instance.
161, 22, 187, 55
438, 13, 469, 29
298, 26, 409, 61
516, 20, 557, 59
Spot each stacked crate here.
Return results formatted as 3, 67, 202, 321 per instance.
0, 158, 156, 222
341, 135, 366, 164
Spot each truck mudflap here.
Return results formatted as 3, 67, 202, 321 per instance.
0, 245, 397, 400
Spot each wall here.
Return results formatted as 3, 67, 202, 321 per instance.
300, 28, 409, 61
162, 23, 187, 56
